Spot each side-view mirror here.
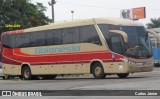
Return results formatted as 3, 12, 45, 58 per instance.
109, 30, 128, 43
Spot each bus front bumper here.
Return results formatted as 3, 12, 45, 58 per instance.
126, 62, 154, 73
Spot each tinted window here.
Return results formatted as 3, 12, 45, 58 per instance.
136, 27, 146, 37
10, 34, 17, 48
54, 30, 62, 45
16, 33, 30, 47
46, 30, 55, 45
62, 28, 73, 44
120, 26, 138, 48
72, 27, 80, 43
80, 25, 101, 45
30, 31, 45, 47
2, 34, 10, 48
111, 35, 123, 54
2, 26, 101, 48
108, 25, 119, 30
98, 24, 108, 39
62, 27, 79, 44
46, 29, 62, 45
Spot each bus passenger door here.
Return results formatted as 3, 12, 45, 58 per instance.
110, 33, 125, 55
108, 32, 126, 73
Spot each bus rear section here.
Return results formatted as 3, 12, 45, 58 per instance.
1, 18, 154, 80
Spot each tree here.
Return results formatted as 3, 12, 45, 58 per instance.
0, 0, 51, 33
146, 18, 160, 29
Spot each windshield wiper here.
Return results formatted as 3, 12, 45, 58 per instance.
138, 38, 150, 57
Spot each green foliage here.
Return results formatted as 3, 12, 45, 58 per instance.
146, 18, 160, 29
0, 0, 51, 33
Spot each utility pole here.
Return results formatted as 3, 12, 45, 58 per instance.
71, 10, 74, 20
48, 0, 56, 23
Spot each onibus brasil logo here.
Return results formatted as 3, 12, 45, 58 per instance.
1, 91, 42, 96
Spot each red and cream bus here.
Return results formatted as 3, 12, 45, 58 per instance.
0, 42, 2, 68
1, 18, 154, 80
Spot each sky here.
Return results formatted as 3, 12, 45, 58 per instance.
32, 0, 160, 26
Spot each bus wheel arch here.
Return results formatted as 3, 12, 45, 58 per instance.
21, 64, 32, 80
90, 60, 106, 79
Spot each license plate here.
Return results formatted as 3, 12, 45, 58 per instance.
141, 67, 148, 71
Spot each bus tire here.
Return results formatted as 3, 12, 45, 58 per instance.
154, 63, 160, 67
117, 73, 129, 78
2, 76, 5, 80
19, 75, 23, 80
22, 66, 32, 80
92, 63, 106, 79
42, 75, 57, 80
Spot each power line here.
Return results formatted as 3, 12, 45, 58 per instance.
31, 1, 160, 11
58, 1, 121, 10
58, 1, 160, 11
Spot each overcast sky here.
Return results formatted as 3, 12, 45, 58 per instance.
32, 0, 160, 26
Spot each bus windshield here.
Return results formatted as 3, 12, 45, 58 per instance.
120, 26, 152, 58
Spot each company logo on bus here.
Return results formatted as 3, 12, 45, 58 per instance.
35, 46, 80, 54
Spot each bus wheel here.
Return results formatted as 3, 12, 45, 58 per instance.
22, 66, 32, 80
42, 75, 57, 80
154, 63, 160, 67
117, 73, 129, 78
92, 63, 106, 79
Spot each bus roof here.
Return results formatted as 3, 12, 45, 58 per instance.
24, 18, 143, 33
2, 18, 144, 34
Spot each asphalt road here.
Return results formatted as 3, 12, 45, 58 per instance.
0, 67, 160, 99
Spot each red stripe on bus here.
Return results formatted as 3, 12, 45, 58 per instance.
2, 48, 124, 65
2, 56, 122, 66
2, 55, 21, 65
17, 30, 24, 34
1, 30, 24, 36
13, 48, 110, 57
9, 30, 24, 34
9, 30, 17, 34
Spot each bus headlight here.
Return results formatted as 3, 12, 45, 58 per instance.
120, 58, 136, 64
128, 61, 135, 64
120, 58, 128, 62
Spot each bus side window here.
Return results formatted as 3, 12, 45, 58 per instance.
62, 27, 80, 44
46, 29, 62, 45
62, 28, 74, 44
54, 30, 62, 45
30, 31, 45, 47
98, 24, 109, 40
16, 33, 30, 48
80, 25, 102, 45
46, 30, 55, 45
10, 34, 17, 48
2, 34, 11, 48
